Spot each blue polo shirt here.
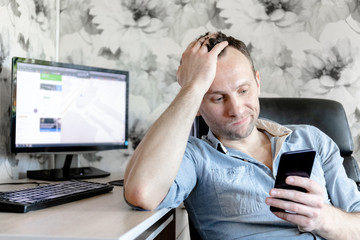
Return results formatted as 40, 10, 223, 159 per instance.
157, 119, 360, 239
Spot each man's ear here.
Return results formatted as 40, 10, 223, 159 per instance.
255, 71, 260, 86
255, 71, 260, 94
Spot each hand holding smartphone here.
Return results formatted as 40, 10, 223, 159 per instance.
270, 149, 316, 212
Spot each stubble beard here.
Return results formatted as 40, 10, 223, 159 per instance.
210, 116, 257, 141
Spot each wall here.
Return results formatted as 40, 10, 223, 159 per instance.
0, 0, 360, 181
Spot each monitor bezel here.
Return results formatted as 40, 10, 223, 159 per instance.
10, 57, 129, 153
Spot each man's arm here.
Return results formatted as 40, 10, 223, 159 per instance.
124, 37, 228, 210
266, 176, 360, 239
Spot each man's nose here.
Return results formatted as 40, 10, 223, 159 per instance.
227, 96, 243, 117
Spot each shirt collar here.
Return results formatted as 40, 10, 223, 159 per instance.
203, 118, 292, 153
256, 118, 292, 137
202, 130, 228, 154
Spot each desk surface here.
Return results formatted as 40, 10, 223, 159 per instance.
0, 178, 172, 240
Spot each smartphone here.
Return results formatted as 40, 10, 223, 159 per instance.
270, 149, 316, 212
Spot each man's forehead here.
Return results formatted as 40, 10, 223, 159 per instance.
206, 79, 253, 95
217, 47, 253, 70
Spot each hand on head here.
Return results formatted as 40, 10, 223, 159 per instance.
176, 32, 228, 94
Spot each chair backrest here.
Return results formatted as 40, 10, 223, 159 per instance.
193, 97, 353, 156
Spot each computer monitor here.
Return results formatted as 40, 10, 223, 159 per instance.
10, 57, 129, 181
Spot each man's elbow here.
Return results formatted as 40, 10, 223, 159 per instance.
124, 185, 161, 210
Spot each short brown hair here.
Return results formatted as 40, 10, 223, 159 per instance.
199, 32, 256, 76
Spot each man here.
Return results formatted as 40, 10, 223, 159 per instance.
124, 32, 360, 239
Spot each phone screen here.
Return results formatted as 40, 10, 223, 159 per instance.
270, 149, 316, 212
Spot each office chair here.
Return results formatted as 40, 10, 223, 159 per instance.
189, 97, 360, 240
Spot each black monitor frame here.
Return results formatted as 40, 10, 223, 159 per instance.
10, 57, 129, 181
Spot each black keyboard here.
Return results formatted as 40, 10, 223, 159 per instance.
0, 180, 113, 213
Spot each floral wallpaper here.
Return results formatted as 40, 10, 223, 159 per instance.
0, 0, 359, 181
0, 0, 56, 180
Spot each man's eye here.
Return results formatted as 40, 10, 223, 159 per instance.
212, 97, 223, 102
239, 89, 248, 94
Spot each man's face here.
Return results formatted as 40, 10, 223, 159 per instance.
199, 47, 260, 143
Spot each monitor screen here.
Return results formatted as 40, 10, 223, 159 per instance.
10, 57, 129, 154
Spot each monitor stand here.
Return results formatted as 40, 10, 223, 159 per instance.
27, 154, 110, 181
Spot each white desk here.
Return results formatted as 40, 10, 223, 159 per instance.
0, 178, 176, 240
